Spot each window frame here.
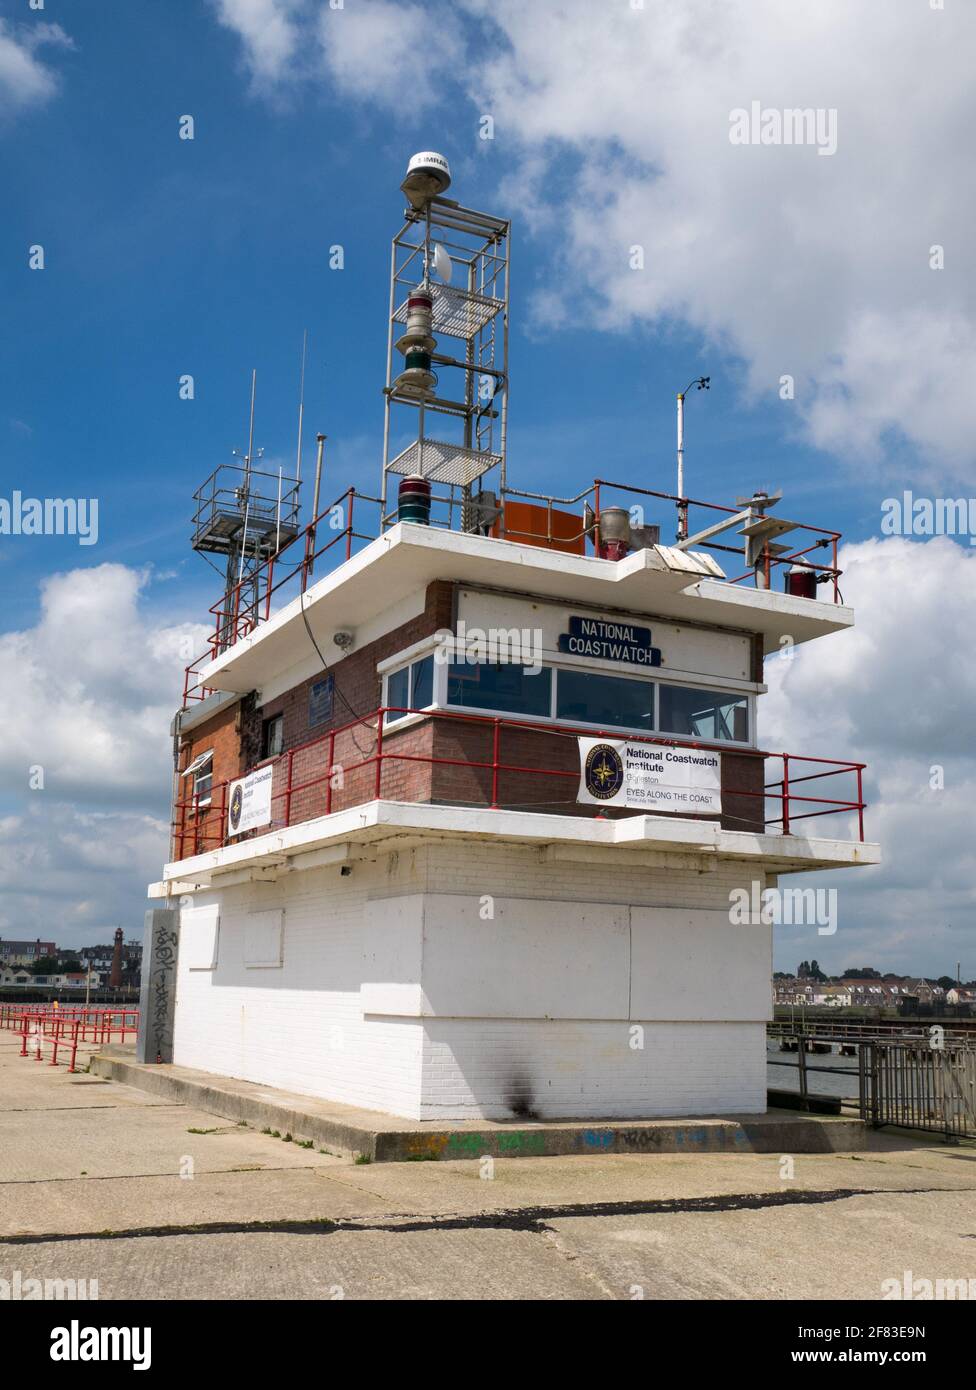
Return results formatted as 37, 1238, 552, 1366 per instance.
378, 644, 757, 749
382, 652, 439, 727
262, 713, 284, 760
657, 682, 752, 746
445, 658, 555, 722
180, 748, 214, 811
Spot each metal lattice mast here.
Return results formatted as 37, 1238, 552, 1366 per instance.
191, 371, 302, 650
380, 153, 510, 533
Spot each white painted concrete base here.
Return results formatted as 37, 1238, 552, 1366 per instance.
170, 840, 774, 1121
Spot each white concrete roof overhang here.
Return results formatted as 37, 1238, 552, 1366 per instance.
152, 800, 880, 896
197, 524, 853, 696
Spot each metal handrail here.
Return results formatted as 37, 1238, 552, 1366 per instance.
171, 704, 868, 860
182, 474, 847, 704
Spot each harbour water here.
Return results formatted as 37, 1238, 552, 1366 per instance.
766, 1037, 861, 1101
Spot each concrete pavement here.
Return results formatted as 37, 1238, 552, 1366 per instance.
2, 1031, 975, 1300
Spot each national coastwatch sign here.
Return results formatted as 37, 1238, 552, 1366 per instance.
558, 615, 662, 667
577, 737, 722, 814
227, 765, 274, 836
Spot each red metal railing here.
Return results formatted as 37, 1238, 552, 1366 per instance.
589, 479, 842, 604
171, 705, 867, 860
183, 486, 383, 705
181, 478, 844, 707
1, 1006, 139, 1072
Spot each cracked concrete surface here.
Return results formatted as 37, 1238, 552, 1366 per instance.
2, 1033, 975, 1300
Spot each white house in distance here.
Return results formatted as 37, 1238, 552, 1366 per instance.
947, 987, 976, 1007
148, 154, 879, 1123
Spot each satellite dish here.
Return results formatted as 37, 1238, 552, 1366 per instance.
432, 242, 453, 284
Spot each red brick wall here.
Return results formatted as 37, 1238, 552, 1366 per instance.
173, 699, 244, 858
171, 579, 769, 859
227, 580, 455, 841
242, 579, 455, 762
426, 717, 766, 832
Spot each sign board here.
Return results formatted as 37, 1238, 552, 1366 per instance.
577, 737, 722, 814
227, 764, 274, 836
558, 615, 661, 667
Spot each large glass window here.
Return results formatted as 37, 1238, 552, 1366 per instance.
411, 654, 434, 710
556, 669, 653, 731
385, 655, 435, 725
386, 666, 409, 719
447, 662, 552, 718
658, 685, 749, 742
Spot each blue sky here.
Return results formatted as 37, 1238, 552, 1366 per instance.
2, 0, 974, 974
3, 0, 885, 621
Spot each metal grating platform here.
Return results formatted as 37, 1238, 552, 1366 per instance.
387, 437, 502, 488
393, 282, 503, 342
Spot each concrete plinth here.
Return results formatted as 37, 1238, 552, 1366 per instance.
91, 1047, 871, 1163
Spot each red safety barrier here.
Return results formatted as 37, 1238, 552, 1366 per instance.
2, 1005, 138, 1067
172, 702, 869, 860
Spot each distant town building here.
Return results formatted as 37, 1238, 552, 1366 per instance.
0, 967, 33, 986
947, 987, 976, 1006
0, 938, 57, 966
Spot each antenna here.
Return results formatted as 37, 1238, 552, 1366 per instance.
296, 329, 308, 486
191, 370, 302, 650
675, 376, 710, 541
245, 369, 257, 491
306, 432, 326, 581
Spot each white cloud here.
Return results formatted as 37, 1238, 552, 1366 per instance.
0, 20, 72, 114
761, 537, 976, 973
211, 0, 304, 87
466, 0, 976, 476
316, 0, 462, 107
213, 0, 461, 103
0, 563, 209, 947
0, 803, 168, 949
213, 0, 976, 476
0, 563, 208, 803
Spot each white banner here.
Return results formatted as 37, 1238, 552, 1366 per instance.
577, 738, 722, 814
227, 765, 274, 836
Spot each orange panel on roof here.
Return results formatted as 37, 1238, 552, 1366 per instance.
491, 501, 586, 555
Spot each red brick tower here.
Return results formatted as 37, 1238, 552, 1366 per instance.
109, 927, 124, 989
